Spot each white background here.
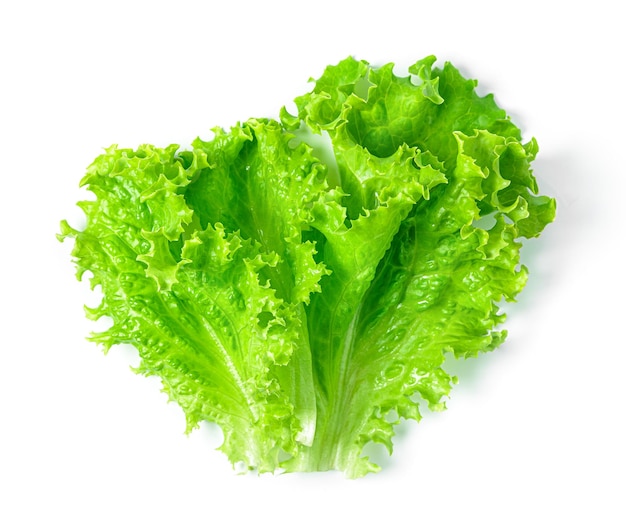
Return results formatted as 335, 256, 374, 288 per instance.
1, 1, 624, 527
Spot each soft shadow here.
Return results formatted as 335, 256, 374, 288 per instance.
370, 147, 586, 473
443, 147, 587, 386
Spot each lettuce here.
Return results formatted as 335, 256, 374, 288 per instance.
59, 56, 555, 478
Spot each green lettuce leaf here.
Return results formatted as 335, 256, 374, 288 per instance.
60, 121, 329, 470
61, 56, 555, 478
282, 57, 555, 476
